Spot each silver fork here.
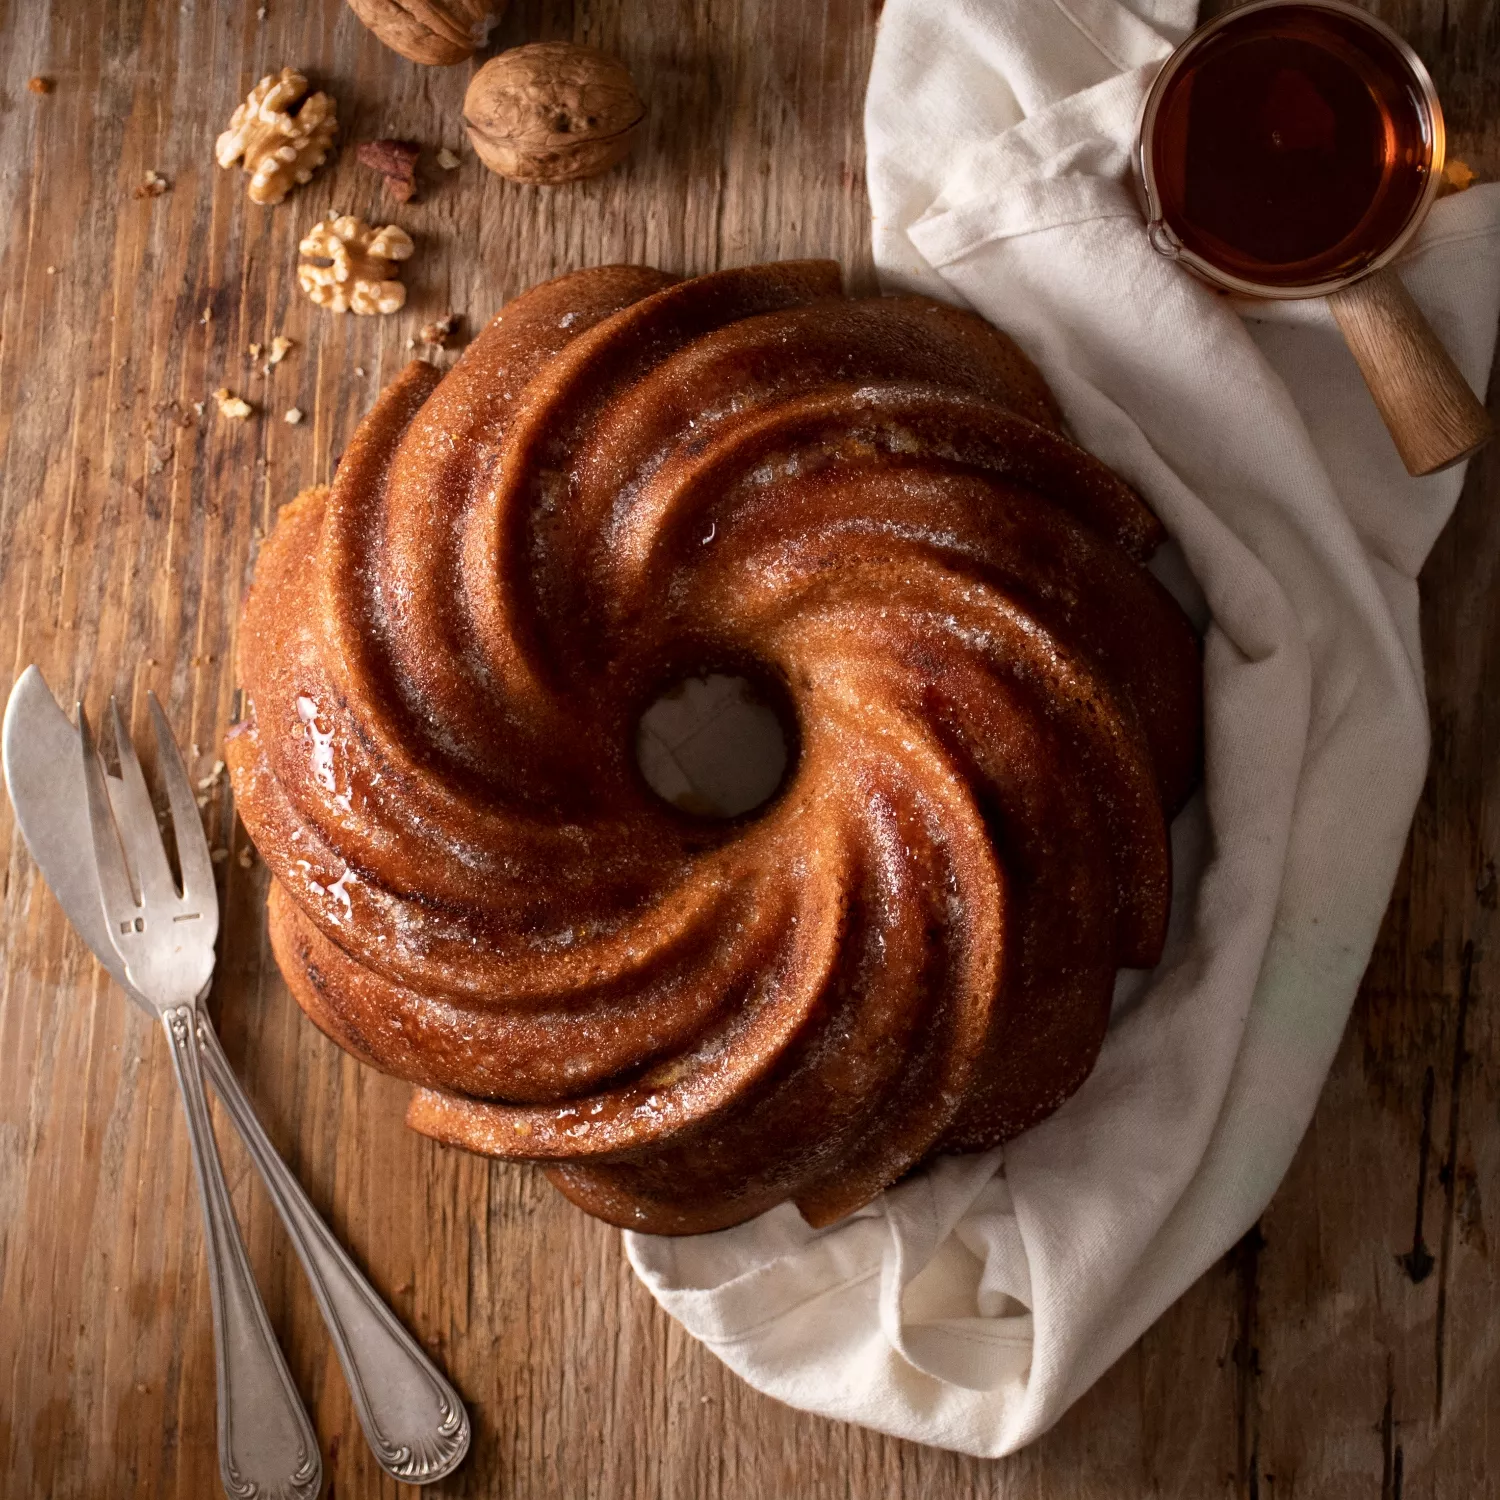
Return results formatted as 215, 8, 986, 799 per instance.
80, 695, 469, 1496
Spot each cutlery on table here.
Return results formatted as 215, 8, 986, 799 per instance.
2, 667, 470, 1494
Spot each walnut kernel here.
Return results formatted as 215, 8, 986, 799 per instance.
357, 138, 421, 203
346, 0, 504, 66
216, 69, 337, 206
28, 76, 54, 95
463, 43, 644, 185
297, 216, 414, 315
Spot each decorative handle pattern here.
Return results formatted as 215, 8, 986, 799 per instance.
161, 1006, 322, 1500
197, 1018, 470, 1484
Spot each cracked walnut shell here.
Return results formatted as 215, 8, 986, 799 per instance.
346, 0, 503, 66
463, 43, 644, 185
216, 69, 337, 206
297, 216, 414, 315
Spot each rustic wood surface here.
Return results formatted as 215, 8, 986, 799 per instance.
0, 1, 1496, 1495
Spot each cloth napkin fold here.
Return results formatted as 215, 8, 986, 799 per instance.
627, 0, 1500, 1457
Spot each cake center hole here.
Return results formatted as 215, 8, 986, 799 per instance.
636, 673, 790, 819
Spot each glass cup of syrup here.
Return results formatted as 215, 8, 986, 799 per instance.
1136, 0, 1490, 475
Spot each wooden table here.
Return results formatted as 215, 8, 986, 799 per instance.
1, 1, 1496, 1495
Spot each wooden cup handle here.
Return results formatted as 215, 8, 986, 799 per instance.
1327, 266, 1492, 477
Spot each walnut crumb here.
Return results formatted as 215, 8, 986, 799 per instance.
216, 68, 337, 206
192, 401, 206, 417
211, 848, 229, 864
436, 147, 461, 171
27, 76, 54, 95
135, 169, 170, 198
238, 847, 255, 868
298, 215, 413, 315
1442, 159, 1477, 193
356, 139, 420, 204
267, 334, 294, 365
214, 388, 254, 419
284, 407, 304, 425
247, 342, 263, 359
417, 314, 458, 348
354, 366, 367, 378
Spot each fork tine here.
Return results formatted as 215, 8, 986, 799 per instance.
147, 694, 217, 908
107, 698, 179, 903
80, 706, 144, 929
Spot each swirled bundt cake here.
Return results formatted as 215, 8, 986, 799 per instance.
228, 261, 1202, 1235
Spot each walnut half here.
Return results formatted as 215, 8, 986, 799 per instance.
297, 216, 414, 314
216, 69, 337, 206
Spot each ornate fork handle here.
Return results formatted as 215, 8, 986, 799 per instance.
162, 1005, 322, 1500
197, 1017, 470, 1484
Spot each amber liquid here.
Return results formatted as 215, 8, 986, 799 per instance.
1151, 6, 1435, 287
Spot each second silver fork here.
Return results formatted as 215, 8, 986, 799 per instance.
80, 695, 469, 1496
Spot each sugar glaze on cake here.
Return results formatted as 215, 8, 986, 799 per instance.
228, 261, 1202, 1235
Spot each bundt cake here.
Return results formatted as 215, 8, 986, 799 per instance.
227, 261, 1202, 1235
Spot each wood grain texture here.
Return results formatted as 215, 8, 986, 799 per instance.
1329, 265, 1494, 474
0, 1, 1495, 1496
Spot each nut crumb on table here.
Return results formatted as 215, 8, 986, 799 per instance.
1442, 158, 1478, 193
213, 388, 254, 419
27, 76, 53, 94
417, 314, 458, 347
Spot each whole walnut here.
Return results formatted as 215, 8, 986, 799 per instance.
463, 43, 645, 185
346, 0, 503, 66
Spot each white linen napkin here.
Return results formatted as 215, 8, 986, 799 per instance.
626, 0, 1500, 1456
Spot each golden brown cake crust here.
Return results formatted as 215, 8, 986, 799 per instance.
227, 261, 1202, 1235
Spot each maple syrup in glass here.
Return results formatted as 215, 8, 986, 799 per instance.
1147, 4, 1437, 289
